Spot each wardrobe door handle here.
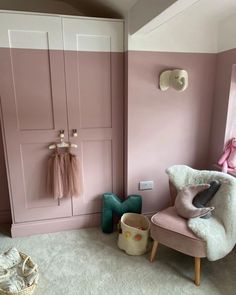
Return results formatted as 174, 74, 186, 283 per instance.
59, 130, 65, 139
72, 129, 78, 137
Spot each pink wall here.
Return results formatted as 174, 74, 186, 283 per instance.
209, 48, 236, 166
0, 46, 234, 224
0, 121, 11, 224
126, 51, 217, 214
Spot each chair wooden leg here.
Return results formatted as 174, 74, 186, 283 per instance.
149, 241, 158, 262
194, 257, 201, 286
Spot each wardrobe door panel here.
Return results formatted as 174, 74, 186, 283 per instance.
63, 18, 124, 216
20, 143, 57, 208
0, 13, 72, 223
81, 140, 112, 211
78, 52, 111, 129
10, 48, 54, 130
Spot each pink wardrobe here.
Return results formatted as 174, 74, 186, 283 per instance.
0, 11, 124, 237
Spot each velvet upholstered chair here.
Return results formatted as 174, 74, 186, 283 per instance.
149, 183, 206, 285
149, 165, 236, 286
149, 174, 206, 285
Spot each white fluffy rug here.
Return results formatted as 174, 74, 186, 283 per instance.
0, 226, 236, 295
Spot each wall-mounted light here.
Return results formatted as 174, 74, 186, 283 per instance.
159, 69, 188, 91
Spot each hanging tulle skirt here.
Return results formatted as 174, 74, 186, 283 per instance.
47, 149, 82, 199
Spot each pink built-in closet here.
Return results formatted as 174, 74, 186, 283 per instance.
0, 12, 124, 237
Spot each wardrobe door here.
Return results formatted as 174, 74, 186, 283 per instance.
63, 18, 124, 216
0, 12, 72, 222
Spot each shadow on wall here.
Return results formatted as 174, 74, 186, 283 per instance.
0, 121, 11, 224
0, 0, 122, 18
64, 0, 122, 18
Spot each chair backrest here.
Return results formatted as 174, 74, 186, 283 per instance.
167, 165, 236, 208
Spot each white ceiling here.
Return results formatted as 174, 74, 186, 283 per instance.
60, 0, 139, 18
69, 0, 236, 20
0, 0, 138, 18
87, 0, 138, 16
0, 0, 235, 24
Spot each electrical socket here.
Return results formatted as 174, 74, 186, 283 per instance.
139, 180, 154, 191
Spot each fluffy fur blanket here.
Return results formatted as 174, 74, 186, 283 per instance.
166, 165, 236, 261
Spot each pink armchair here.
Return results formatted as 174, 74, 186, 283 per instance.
149, 181, 206, 286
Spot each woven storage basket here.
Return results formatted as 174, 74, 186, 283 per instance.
0, 252, 38, 295
118, 213, 150, 255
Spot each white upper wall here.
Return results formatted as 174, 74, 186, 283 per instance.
128, 0, 236, 53
0, 10, 123, 51
0, 0, 235, 53
218, 13, 236, 52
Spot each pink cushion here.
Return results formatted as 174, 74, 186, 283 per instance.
151, 207, 206, 257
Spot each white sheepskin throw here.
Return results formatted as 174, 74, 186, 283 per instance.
166, 165, 236, 261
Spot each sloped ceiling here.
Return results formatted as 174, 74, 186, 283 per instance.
64, 0, 138, 18
0, 0, 82, 15
130, 0, 236, 35
0, 0, 138, 18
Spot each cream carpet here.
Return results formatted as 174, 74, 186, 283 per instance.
0, 226, 236, 295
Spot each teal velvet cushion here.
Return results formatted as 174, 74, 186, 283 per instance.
102, 193, 142, 233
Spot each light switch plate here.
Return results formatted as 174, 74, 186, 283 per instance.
139, 180, 154, 190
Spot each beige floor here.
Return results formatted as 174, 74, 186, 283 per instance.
0, 226, 235, 295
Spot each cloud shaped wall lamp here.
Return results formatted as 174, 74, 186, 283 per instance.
159, 69, 188, 91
